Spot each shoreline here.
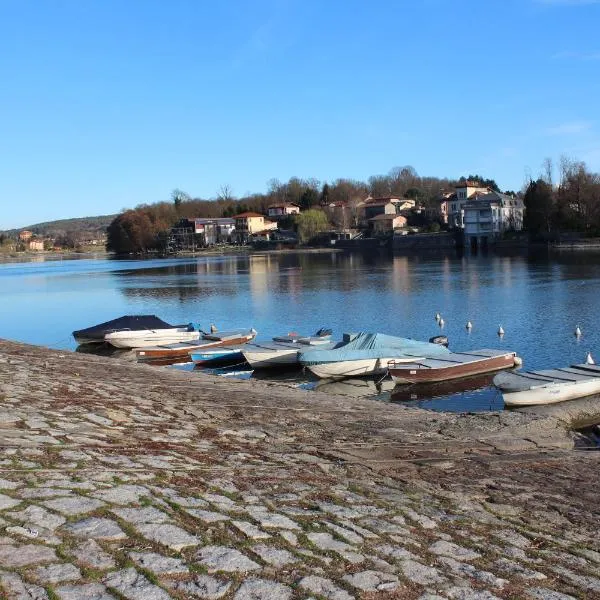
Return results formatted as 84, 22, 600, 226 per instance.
0, 338, 593, 452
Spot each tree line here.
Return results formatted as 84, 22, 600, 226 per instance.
524, 158, 600, 239
106, 158, 600, 254
106, 167, 507, 253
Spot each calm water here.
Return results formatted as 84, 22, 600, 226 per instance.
2, 250, 600, 412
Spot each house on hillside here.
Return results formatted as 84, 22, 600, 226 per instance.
464, 191, 524, 248
27, 239, 44, 251
267, 203, 300, 220
324, 201, 358, 230
234, 212, 277, 244
19, 230, 33, 242
429, 191, 454, 225
368, 214, 407, 234
361, 197, 400, 220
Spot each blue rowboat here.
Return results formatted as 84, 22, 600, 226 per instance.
189, 347, 245, 366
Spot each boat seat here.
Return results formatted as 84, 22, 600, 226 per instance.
556, 366, 600, 378
457, 349, 513, 358
534, 369, 592, 381
508, 371, 561, 382
433, 352, 502, 364
570, 364, 600, 375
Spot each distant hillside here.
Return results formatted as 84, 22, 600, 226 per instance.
2, 214, 116, 238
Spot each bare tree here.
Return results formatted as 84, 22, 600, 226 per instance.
541, 157, 553, 188
217, 184, 235, 202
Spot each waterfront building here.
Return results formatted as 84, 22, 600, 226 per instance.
464, 191, 524, 248
448, 181, 490, 228
27, 239, 44, 251
234, 212, 277, 244
171, 217, 236, 248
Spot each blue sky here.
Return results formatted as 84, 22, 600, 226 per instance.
1, 0, 599, 228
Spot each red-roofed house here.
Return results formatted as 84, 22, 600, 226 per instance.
234, 213, 277, 244
267, 203, 300, 220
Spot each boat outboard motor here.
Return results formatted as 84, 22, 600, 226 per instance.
315, 327, 333, 337
429, 335, 449, 347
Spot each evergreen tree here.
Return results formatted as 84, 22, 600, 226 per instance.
523, 179, 554, 237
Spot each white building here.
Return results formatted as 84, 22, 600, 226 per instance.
464, 191, 524, 248
449, 181, 490, 228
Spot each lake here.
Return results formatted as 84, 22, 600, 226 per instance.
2, 249, 600, 412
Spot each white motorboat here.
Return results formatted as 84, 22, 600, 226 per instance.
494, 363, 600, 406
105, 326, 200, 349
307, 356, 420, 379
243, 329, 333, 369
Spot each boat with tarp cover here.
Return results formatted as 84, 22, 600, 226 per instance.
73, 315, 185, 345
299, 332, 451, 380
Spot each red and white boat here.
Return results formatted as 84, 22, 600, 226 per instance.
388, 349, 520, 384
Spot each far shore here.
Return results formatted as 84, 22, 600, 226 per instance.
0, 249, 109, 264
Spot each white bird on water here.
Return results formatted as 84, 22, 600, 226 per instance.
575, 325, 582, 337
498, 325, 505, 336
586, 351, 595, 365
210, 324, 218, 333
466, 321, 473, 330
435, 312, 441, 322
439, 318, 445, 328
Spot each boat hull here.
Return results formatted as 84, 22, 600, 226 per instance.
136, 334, 254, 361
190, 348, 245, 366
307, 357, 417, 380
243, 348, 300, 369
389, 353, 517, 384
105, 329, 200, 349
502, 379, 600, 406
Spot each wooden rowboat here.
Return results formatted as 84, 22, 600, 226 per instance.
136, 329, 256, 363
388, 349, 519, 384
494, 363, 600, 406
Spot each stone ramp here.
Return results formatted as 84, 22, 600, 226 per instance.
0, 340, 598, 599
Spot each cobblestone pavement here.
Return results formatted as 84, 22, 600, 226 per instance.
0, 340, 598, 599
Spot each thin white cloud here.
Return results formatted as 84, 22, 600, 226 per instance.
545, 121, 593, 135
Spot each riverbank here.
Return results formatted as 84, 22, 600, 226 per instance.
0, 339, 598, 599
